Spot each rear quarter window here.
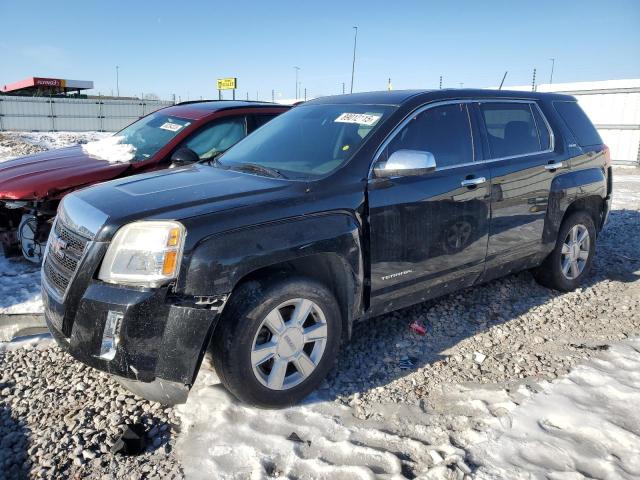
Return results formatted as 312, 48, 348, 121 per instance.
553, 101, 602, 147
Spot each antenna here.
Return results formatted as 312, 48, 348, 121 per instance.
498, 71, 508, 90
531, 68, 537, 92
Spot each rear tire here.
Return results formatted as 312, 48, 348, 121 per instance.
211, 275, 342, 408
532, 211, 596, 291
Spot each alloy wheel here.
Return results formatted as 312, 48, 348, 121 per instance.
560, 224, 590, 280
251, 298, 328, 390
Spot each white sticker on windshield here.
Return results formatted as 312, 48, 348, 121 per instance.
335, 113, 382, 126
159, 122, 184, 132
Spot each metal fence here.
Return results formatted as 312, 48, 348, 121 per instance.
534, 83, 640, 166
565, 88, 640, 166
0, 95, 174, 132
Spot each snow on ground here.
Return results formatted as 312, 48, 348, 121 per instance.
471, 338, 640, 479
0, 131, 109, 162
0, 255, 41, 314
176, 339, 640, 479
0, 333, 54, 352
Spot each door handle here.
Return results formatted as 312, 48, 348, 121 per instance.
461, 177, 486, 187
545, 162, 564, 171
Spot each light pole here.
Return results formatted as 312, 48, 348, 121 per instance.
115, 65, 120, 97
293, 66, 300, 99
549, 58, 555, 84
350, 26, 358, 93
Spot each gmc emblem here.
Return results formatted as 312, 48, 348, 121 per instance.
50, 235, 68, 259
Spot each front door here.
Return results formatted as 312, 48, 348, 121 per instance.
367, 102, 491, 314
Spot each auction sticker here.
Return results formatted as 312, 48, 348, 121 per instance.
159, 122, 184, 132
335, 113, 382, 126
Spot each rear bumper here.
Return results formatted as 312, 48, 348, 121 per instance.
44, 281, 222, 404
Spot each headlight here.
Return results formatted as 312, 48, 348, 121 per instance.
98, 221, 185, 288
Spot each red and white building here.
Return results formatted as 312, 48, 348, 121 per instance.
1, 77, 94, 96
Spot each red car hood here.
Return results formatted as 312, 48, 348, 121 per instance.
0, 145, 131, 200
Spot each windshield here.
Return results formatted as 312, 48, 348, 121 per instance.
116, 113, 192, 161
219, 104, 395, 179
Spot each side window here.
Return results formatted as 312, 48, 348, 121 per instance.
553, 101, 602, 147
386, 103, 474, 168
182, 117, 246, 160
532, 105, 552, 151
253, 114, 279, 130
480, 103, 542, 158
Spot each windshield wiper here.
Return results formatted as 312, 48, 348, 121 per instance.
229, 162, 287, 179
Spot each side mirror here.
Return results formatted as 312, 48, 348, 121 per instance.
170, 147, 199, 167
373, 150, 436, 178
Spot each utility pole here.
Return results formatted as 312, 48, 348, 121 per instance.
549, 58, 555, 84
304, 88, 307, 101
532, 68, 537, 92
439, 76, 443, 89
115, 66, 119, 97
272, 89, 275, 102
350, 26, 358, 93
342, 82, 345, 94
293, 66, 300, 99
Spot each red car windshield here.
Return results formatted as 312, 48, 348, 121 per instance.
115, 113, 192, 161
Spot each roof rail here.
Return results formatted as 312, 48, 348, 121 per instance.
176, 99, 278, 106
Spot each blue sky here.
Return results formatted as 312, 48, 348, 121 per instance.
1, 0, 639, 101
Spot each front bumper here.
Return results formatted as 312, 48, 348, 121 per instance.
602, 193, 613, 229
44, 281, 222, 404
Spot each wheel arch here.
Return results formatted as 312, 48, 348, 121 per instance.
562, 195, 605, 233
179, 213, 365, 341
226, 252, 358, 342
544, 168, 607, 244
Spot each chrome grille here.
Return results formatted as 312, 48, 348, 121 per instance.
54, 220, 87, 255
43, 219, 91, 298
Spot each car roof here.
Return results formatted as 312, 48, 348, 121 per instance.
159, 100, 290, 121
305, 89, 575, 106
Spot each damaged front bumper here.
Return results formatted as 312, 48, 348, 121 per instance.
44, 281, 223, 404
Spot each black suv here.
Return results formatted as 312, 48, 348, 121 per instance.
42, 90, 612, 407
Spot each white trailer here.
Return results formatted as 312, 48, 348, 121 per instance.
501, 79, 640, 166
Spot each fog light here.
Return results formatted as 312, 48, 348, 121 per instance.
99, 310, 123, 360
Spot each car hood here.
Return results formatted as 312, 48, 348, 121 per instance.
73, 164, 292, 236
0, 145, 131, 200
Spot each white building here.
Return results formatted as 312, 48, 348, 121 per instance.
501, 79, 640, 165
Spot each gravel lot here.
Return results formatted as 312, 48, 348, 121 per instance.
0, 132, 638, 479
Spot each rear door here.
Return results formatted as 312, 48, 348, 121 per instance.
367, 101, 491, 314
476, 100, 561, 276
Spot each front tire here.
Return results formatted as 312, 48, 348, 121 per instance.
211, 276, 342, 408
532, 211, 596, 291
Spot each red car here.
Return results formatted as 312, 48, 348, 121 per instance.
0, 101, 289, 262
